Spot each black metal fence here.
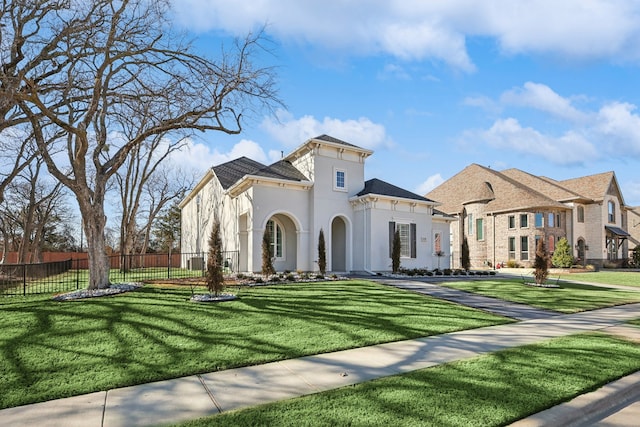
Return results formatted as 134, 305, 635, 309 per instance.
0, 251, 239, 297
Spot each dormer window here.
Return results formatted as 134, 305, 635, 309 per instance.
334, 168, 347, 191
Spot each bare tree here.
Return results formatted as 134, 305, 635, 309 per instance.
5, 0, 280, 289
114, 139, 192, 266
0, 157, 69, 262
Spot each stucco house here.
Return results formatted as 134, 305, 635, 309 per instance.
180, 135, 453, 274
426, 164, 631, 269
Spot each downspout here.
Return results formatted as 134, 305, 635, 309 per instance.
492, 213, 496, 269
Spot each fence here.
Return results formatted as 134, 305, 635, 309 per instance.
0, 251, 239, 297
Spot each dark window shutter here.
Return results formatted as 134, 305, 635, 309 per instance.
410, 223, 417, 258
389, 221, 395, 257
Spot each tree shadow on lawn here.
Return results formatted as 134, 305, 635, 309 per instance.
447, 279, 640, 313
0, 281, 508, 409
193, 333, 640, 427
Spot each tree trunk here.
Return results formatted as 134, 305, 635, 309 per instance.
79, 197, 111, 290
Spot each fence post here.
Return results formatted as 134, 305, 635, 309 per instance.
23, 264, 26, 296
167, 252, 171, 279
75, 258, 80, 289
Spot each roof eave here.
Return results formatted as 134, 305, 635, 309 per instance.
227, 175, 314, 198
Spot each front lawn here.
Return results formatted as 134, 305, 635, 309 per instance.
0, 280, 510, 409
441, 279, 640, 313
556, 271, 640, 288
177, 333, 640, 427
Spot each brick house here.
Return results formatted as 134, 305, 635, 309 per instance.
426, 164, 631, 268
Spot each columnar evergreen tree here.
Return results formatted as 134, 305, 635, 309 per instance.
261, 229, 276, 276
317, 228, 326, 275
461, 237, 471, 271
534, 237, 550, 285
633, 245, 640, 267
551, 237, 574, 268
206, 220, 224, 296
391, 229, 401, 273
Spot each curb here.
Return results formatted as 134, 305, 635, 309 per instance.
510, 370, 640, 426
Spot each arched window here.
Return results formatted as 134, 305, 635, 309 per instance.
266, 219, 284, 259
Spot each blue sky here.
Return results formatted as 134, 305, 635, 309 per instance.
170, 1, 640, 206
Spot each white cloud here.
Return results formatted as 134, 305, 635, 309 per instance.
169, 138, 269, 175
500, 82, 588, 122
462, 95, 501, 113
261, 110, 393, 150
464, 83, 640, 163
415, 173, 444, 195
465, 117, 598, 165
172, 1, 640, 71
596, 102, 640, 155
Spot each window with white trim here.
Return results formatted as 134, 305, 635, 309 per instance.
608, 201, 615, 223
265, 219, 284, 259
397, 223, 411, 258
334, 168, 347, 191
520, 236, 529, 261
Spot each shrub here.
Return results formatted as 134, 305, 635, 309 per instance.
534, 237, 550, 285
286, 274, 296, 281
506, 259, 519, 268
633, 245, 640, 267
552, 237, 574, 267
444, 268, 452, 275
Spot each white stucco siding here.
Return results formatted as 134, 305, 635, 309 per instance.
432, 219, 453, 269
366, 201, 434, 271
250, 183, 312, 272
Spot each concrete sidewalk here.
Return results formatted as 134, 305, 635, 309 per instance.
372, 277, 560, 320
2, 303, 639, 427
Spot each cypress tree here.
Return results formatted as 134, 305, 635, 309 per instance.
318, 228, 326, 275
206, 220, 224, 296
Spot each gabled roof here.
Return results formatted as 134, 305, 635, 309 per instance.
558, 171, 618, 203
501, 168, 588, 203
357, 178, 435, 203
426, 164, 567, 215
253, 160, 309, 182
314, 134, 361, 148
213, 157, 309, 190
213, 157, 266, 190
284, 134, 373, 161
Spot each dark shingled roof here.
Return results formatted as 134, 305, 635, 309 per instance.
357, 178, 433, 202
254, 160, 309, 182
213, 157, 308, 190
213, 157, 266, 189
314, 134, 360, 148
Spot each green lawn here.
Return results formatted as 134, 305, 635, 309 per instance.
441, 279, 640, 313
177, 333, 640, 427
0, 280, 510, 409
556, 271, 640, 287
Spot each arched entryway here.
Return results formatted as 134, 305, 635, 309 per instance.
264, 213, 298, 272
331, 216, 347, 272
